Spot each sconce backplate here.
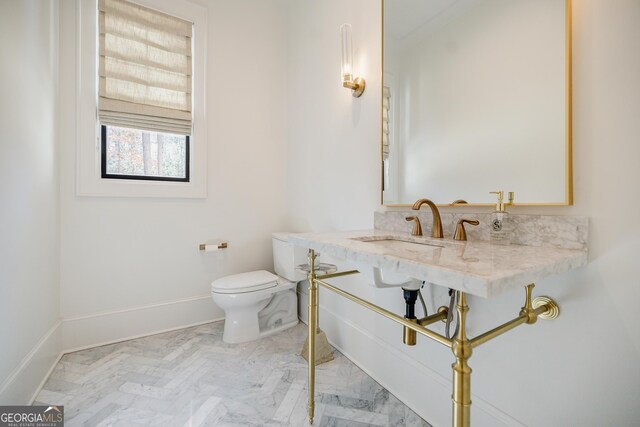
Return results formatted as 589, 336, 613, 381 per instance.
352, 77, 366, 98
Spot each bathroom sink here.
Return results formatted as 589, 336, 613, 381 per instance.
363, 238, 445, 252
289, 230, 589, 298
349, 236, 446, 290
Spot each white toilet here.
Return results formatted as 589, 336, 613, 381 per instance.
211, 232, 307, 344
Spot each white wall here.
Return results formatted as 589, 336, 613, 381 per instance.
286, 0, 640, 426
0, 1, 61, 404
285, 0, 381, 232
58, 0, 290, 349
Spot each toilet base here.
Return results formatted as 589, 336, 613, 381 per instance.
221, 288, 299, 344
223, 315, 299, 344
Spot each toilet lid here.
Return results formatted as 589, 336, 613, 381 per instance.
211, 270, 278, 294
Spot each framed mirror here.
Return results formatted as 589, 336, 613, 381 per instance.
382, 0, 572, 206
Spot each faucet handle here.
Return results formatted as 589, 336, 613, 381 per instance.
454, 219, 480, 241
405, 216, 423, 237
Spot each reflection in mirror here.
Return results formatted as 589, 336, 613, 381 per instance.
382, 0, 571, 205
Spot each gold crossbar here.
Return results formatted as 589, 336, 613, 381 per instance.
315, 278, 452, 348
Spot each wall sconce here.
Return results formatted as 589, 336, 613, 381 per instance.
340, 23, 366, 98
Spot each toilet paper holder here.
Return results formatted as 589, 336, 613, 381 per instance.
199, 242, 228, 251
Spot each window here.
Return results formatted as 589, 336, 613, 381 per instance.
101, 125, 189, 181
382, 85, 391, 191
98, 0, 193, 182
382, 75, 399, 203
75, 0, 207, 197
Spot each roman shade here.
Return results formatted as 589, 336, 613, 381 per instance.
98, 0, 193, 135
382, 86, 391, 160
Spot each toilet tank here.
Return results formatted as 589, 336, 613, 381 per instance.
272, 232, 308, 282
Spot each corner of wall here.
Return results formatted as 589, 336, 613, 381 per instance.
0, 322, 62, 405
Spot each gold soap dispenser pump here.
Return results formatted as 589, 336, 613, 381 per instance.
489, 191, 511, 245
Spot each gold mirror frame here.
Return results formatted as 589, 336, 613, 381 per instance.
381, 0, 573, 207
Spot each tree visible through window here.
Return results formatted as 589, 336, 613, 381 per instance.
102, 126, 189, 181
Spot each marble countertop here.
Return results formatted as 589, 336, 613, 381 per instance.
289, 230, 588, 298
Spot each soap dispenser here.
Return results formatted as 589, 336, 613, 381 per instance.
489, 191, 511, 245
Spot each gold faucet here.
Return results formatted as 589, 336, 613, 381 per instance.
453, 219, 480, 241
411, 199, 443, 238
405, 216, 423, 236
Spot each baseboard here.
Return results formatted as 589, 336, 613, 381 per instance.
317, 305, 525, 427
0, 321, 62, 405
1, 296, 223, 405
61, 295, 222, 352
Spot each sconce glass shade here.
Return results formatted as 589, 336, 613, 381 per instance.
340, 23, 365, 97
340, 23, 354, 83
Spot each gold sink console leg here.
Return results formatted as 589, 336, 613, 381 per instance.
451, 291, 472, 427
307, 249, 317, 424
306, 267, 560, 427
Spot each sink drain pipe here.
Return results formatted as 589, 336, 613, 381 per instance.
403, 289, 419, 345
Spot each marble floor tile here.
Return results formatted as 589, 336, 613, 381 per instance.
34, 322, 431, 427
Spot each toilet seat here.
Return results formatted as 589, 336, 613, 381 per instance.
211, 270, 278, 294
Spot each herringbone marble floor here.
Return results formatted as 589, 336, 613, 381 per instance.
34, 322, 430, 427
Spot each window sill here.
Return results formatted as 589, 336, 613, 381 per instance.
77, 172, 207, 199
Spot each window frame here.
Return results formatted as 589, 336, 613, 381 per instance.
75, 0, 207, 198
100, 125, 191, 182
